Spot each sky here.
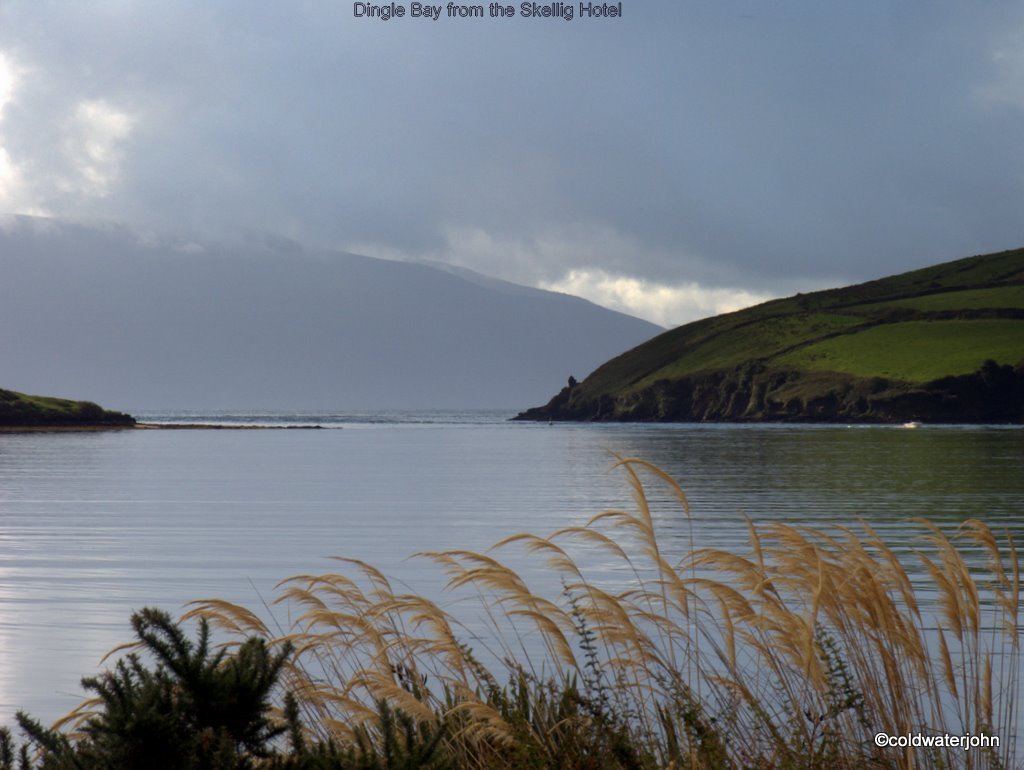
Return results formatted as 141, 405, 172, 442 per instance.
1, 1, 1023, 326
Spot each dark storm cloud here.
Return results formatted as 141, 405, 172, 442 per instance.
1, 0, 1023, 320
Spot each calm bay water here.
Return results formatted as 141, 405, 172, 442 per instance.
1, 413, 1022, 724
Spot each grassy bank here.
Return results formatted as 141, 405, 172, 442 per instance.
7, 460, 1020, 769
0, 389, 135, 428
517, 247, 1024, 422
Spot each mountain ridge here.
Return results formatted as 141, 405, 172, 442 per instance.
0, 215, 662, 410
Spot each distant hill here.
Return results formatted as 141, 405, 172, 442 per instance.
0, 216, 661, 410
0, 388, 134, 428
516, 248, 1024, 423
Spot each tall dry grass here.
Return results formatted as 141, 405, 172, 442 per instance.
178, 458, 1020, 769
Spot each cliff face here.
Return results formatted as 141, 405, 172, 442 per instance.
515, 247, 1024, 424
0, 389, 136, 427
515, 361, 1024, 423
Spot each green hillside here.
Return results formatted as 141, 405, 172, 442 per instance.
0, 389, 136, 428
515, 247, 1024, 423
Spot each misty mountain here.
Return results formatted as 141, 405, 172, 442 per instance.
0, 216, 662, 411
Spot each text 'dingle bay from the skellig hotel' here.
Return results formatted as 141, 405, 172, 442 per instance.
352, 2, 622, 20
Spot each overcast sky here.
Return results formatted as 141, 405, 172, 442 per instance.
1, 1, 1023, 326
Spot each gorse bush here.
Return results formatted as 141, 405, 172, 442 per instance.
8, 458, 1021, 768
10, 608, 291, 769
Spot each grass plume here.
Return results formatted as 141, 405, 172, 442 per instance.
21, 458, 1021, 769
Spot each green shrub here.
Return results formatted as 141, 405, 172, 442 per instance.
14, 609, 290, 770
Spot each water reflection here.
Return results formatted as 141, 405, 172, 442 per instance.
0, 422, 1021, 724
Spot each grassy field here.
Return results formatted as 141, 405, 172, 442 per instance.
776, 319, 1024, 382
629, 312, 862, 390
855, 284, 1024, 313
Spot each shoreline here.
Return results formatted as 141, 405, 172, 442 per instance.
0, 423, 326, 433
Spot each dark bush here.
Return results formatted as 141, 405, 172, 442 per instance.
14, 609, 291, 770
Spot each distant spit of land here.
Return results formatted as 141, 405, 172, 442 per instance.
0, 423, 327, 432
0, 389, 136, 429
0, 390, 327, 431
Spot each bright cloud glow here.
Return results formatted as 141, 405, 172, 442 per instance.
0, 146, 22, 204
540, 269, 775, 328
350, 224, 777, 327
0, 52, 46, 216
436, 223, 651, 284
353, 223, 702, 289
59, 99, 136, 197
0, 52, 135, 212
0, 51, 28, 210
